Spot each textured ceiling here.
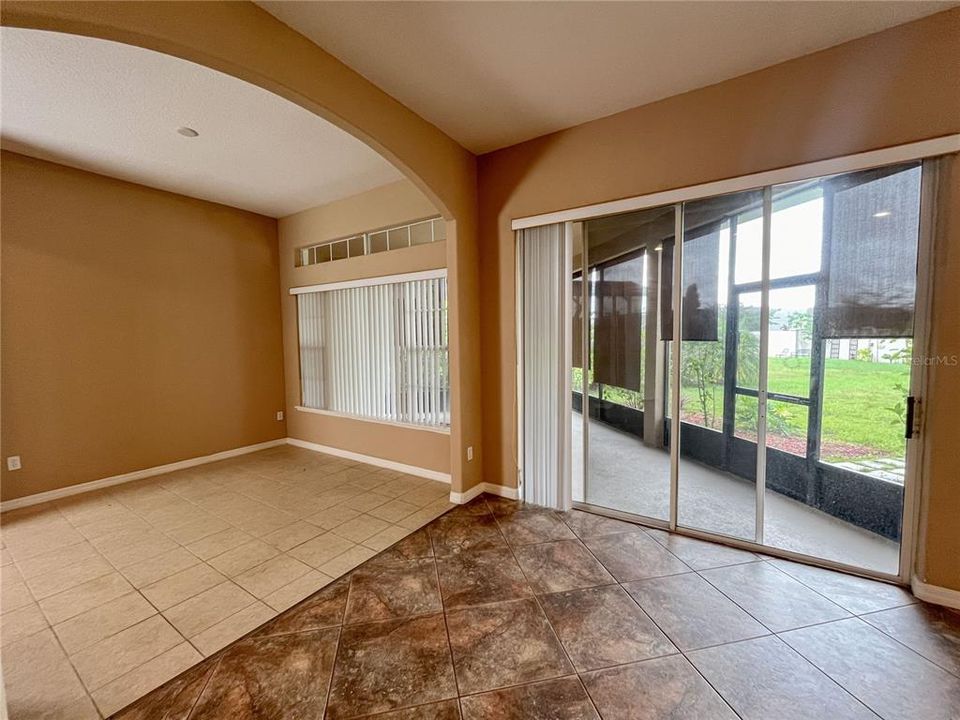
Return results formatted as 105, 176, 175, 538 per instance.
259, 0, 955, 153
0, 27, 404, 217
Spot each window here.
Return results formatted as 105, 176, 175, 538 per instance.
295, 271, 449, 428
296, 217, 446, 267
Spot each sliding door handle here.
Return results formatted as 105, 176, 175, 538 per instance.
905, 396, 917, 439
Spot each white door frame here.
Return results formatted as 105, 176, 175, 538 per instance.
899, 157, 940, 585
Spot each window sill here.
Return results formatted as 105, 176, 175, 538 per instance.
294, 406, 451, 435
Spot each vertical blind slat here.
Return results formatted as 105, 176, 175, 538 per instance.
520, 224, 567, 510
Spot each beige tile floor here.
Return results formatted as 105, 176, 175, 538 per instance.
0, 445, 453, 718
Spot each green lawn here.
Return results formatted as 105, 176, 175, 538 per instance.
585, 356, 910, 460
678, 357, 909, 460
818, 358, 909, 459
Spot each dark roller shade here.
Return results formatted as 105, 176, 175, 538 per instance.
823, 163, 921, 338
681, 226, 720, 341
593, 252, 644, 391
662, 189, 762, 341
659, 240, 674, 340
660, 229, 720, 342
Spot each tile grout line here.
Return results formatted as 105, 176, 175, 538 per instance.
755, 559, 868, 615
766, 632, 886, 720
22, 500, 206, 715
430, 529, 464, 702
563, 507, 886, 720
486, 498, 603, 716
323, 513, 445, 717
172, 585, 262, 657
575, 508, 902, 718
560, 510, 744, 720
44, 609, 107, 719
571, 509, 893, 720
573, 673, 607, 720
854, 616, 960, 680
763, 557, 939, 654
74, 616, 192, 702
688, 561, 929, 658
689, 564, 783, 636
319, 625, 344, 719
431, 504, 490, 708
183, 652, 226, 720
15, 501, 195, 718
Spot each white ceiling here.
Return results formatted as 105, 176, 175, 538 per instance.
0, 27, 403, 217
258, 0, 955, 154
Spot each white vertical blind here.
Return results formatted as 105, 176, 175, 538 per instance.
298, 291, 325, 409
519, 224, 572, 510
296, 273, 449, 427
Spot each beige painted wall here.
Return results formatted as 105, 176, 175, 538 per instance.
477, 9, 960, 589
279, 180, 451, 474
0, 152, 286, 501
1, 0, 484, 495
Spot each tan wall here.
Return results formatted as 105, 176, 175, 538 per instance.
477, 10, 960, 588
1, 0, 484, 494
279, 180, 451, 474
0, 152, 286, 501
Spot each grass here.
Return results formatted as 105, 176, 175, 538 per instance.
625, 357, 908, 462
584, 356, 910, 460
818, 358, 909, 459
758, 357, 910, 459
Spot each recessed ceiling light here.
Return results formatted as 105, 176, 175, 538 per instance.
873, 211, 891, 218
177, 126, 199, 138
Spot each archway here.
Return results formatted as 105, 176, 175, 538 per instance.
2, 0, 483, 494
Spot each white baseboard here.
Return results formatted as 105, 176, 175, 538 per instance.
1, 436, 470, 512
449, 483, 485, 505
483, 482, 520, 500
286, 437, 451, 484
911, 576, 960, 610
0, 439, 288, 512
450, 482, 520, 505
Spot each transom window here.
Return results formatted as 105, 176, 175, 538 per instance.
295, 217, 446, 267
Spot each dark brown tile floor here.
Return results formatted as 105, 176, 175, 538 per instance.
111, 496, 960, 720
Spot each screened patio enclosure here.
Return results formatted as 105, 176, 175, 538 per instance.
519, 151, 942, 580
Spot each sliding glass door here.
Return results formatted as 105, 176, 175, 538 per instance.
553, 156, 933, 579
572, 205, 676, 521
676, 189, 764, 541
760, 163, 922, 574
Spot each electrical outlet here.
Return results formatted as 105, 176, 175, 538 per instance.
276, 411, 284, 421
7, 456, 21, 471
466, 446, 474, 461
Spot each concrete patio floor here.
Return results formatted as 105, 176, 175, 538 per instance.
572, 414, 900, 575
